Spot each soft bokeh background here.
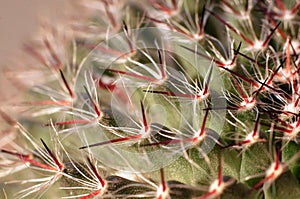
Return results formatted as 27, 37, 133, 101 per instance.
0, 0, 67, 103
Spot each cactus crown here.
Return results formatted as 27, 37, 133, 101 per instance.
1, 0, 300, 198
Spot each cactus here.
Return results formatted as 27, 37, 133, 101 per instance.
1, 0, 300, 198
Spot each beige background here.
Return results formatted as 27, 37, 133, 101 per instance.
0, 0, 67, 103
0, 0, 67, 65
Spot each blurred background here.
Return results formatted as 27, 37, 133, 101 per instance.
0, 0, 67, 103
